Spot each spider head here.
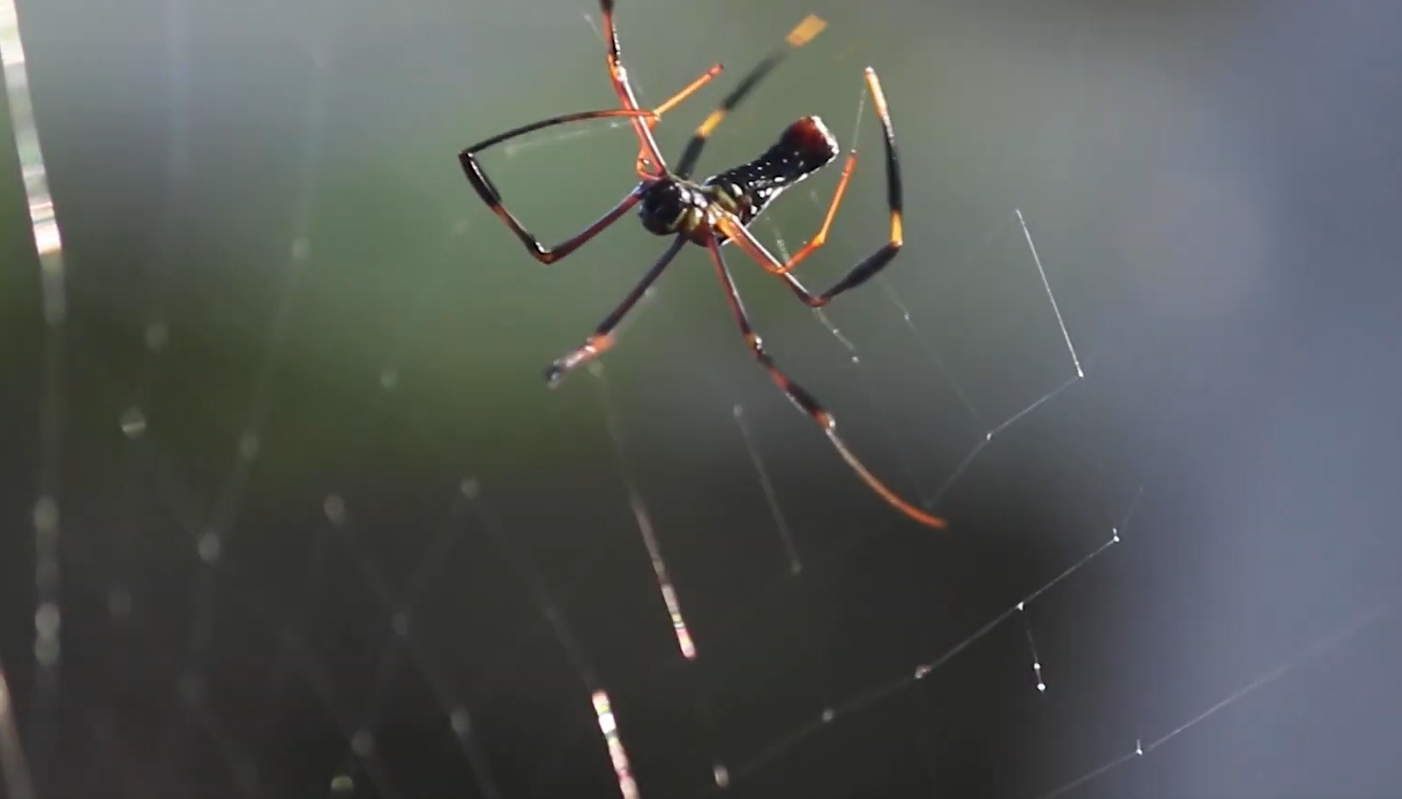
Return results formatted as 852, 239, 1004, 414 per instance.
638, 177, 706, 237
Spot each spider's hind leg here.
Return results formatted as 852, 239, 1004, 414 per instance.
704, 234, 946, 529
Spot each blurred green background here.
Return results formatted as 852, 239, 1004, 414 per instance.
5, 0, 1258, 480
6, 0, 1402, 797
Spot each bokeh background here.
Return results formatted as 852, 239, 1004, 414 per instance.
3, 0, 1402, 797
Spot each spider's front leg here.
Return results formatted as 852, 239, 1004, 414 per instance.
597, 0, 728, 177
459, 108, 655, 265
544, 236, 688, 387
597, 0, 669, 174
458, 69, 723, 263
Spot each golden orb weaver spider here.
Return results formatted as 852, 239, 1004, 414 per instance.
458, 2, 945, 529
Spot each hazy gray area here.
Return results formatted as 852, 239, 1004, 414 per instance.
1, 0, 1399, 797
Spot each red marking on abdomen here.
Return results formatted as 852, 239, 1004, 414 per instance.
779, 116, 839, 163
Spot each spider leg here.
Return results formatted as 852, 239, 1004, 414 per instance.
720, 68, 904, 305
674, 14, 828, 179
705, 234, 946, 529
651, 64, 724, 121
722, 150, 857, 276
460, 63, 727, 263
545, 235, 688, 387
460, 108, 654, 264
599, 0, 671, 175
634, 62, 724, 175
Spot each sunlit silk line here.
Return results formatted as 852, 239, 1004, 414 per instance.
320, 488, 504, 799
3, 8, 66, 790
876, 275, 983, 423
0, 667, 35, 799
732, 403, 801, 574
696, 491, 1141, 796
627, 491, 697, 660
2, 0, 65, 645
1016, 207, 1083, 379
1, 0, 65, 323
181, 32, 330, 712
593, 368, 698, 660
1018, 603, 1047, 693
591, 690, 640, 799
1038, 597, 1399, 799
459, 481, 630, 799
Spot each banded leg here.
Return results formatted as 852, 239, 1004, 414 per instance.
651, 63, 724, 120
545, 235, 688, 386
459, 59, 721, 265
624, 62, 725, 175
768, 149, 858, 274
716, 86, 866, 276
705, 234, 946, 529
635, 62, 723, 170
721, 67, 904, 301
674, 13, 829, 179
599, 0, 669, 176
460, 108, 655, 264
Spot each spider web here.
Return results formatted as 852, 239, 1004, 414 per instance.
3, 1, 1401, 799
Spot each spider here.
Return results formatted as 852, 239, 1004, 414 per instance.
458, 1, 946, 529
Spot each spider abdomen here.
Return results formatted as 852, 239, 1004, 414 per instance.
704, 115, 839, 224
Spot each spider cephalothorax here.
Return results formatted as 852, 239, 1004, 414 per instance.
636, 177, 712, 240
